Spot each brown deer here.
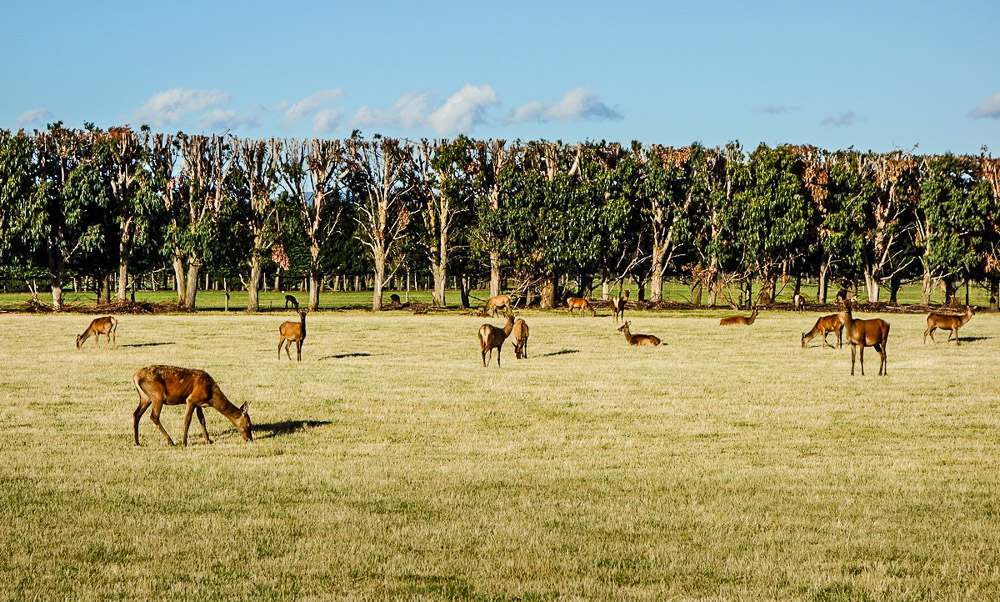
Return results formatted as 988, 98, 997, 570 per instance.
611, 290, 630, 323
278, 309, 307, 361
617, 321, 661, 346
719, 308, 757, 326
801, 314, 845, 348
792, 293, 805, 312
512, 318, 529, 359
924, 305, 974, 345
484, 294, 513, 317
478, 314, 515, 367
566, 296, 596, 316
132, 365, 252, 446
842, 300, 890, 376
284, 294, 299, 309
76, 316, 117, 349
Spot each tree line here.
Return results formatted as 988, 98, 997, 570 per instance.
2, 123, 999, 311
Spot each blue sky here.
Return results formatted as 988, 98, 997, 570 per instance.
3, 0, 998, 154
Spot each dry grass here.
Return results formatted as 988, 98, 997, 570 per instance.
1, 308, 999, 600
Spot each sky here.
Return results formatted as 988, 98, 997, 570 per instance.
3, 0, 998, 155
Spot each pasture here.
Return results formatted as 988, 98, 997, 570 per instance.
1, 308, 1000, 600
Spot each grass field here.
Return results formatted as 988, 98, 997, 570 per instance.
2, 307, 1000, 600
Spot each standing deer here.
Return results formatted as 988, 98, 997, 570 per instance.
801, 314, 845, 349
284, 294, 299, 309
566, 297, 596, 316
484, 294, 513, 317
132, 365, 252, 446
617, 321, 661, 346
611, 290, 630, 323
793, 293, 805, 312
719, 308, 757, 326
924, 305, 974, 345
76, 316, 117, 349
842, 300, 890, 376
278, 309, 307, 361
512, 317, 529, 359
478, 314, 515, 367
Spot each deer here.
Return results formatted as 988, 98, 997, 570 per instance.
284, 294, 299, 309
611, 290, 630, 323
132, 365, 252, 446
278, 309, 307, 361
512, 317, 529, 359
566, 296, 596, 316
719, 308, 757, 326
801, 314, 845, 349
617, 321, 661, 346
793, 293, 805, 312
841, 299, 890, 376
484, 294, 513, 317
923, 305, 974, 345
478, 314, 515, 367
76, 316, 117, 349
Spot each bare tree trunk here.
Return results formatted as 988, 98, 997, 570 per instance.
943, 277, 957, 307
540, 275, 557, 309
601, 279, 610, 301
308, 269, 321, 311
489, 251, 501, 297
48, 249, 64, 310
116, 254, 130, 302
649, 246, 666, 302
431, 263, 447, 307
247, 256, 262, 312
889, 273, 902, 304
173, 256, 186, 304
818, 260, 829, 304
460, 274, 471, 308
921, 270, 932, 305
184, 262, 199, 309
372, 249, 386, 311
864, 268, 881, 303
991, 277, 999, 312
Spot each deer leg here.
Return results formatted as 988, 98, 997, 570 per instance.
278, 338, 284, 360
133, 398, 151, 446
296, 340, 303, 361
110, 330, 116, 349
497, 347, 502, 367
195, 407, 212, 444
182, 401, 197, 446
284, 340, 292, 360
951, 328, 958, 345
859, 345, 865, 376
850, 345, 856, 376
149, 402, 175, 446
928, 328, 937, 343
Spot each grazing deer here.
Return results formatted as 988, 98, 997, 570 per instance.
611, 290, 630, 323
719, 308, 757, 326
278, 309, 307, 361
842, 300, 890, 376
132, 365, 252, 446
801, 313, 845, 349
76, 316, 117, 349
284, 294, 299, 309
924, 305, 974, 345
617, 321, 661, 346
793, 293, 805, 312
566, 296, 596, 316
512, 318, 530, 359
389, 293, 402, 306
484, 294, 513, 317
478, 314, 515, 367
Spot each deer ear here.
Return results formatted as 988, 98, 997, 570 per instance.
240, 402, 250, 414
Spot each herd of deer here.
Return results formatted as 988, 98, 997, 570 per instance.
70, 288, 978, 446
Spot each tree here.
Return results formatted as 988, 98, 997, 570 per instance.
472, 139, 509, 297
861, 152, 919, 303
233, 137, 282, 311
0, 130, 35, 266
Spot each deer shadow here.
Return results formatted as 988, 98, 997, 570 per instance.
537, 349, 580, 357
120, 342, 176, 348
318, 352, 373, 360
256, 420, 333, 439
954, 336, 993, 343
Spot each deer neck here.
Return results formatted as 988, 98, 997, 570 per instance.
748, 311, 756, 325
300, 313, 307, 336
503, 318, 514, 336
621, 326, 631, 342
211, 385, 244, 423
960, 307, 972, 325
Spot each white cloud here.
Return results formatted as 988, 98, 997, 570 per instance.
282, 89, 345, 124
426, 84, 499, 135
197, 108, 261, 131
505, 87, 622, 124
353, 92, 434, 130
760, 104, 798, 115
312, 108, 344, 134
821, 111, 857, 127
131, 88, 231, 127
17, 108, 54, 126
970, 91, 1000, 118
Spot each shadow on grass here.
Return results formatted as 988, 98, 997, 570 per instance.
537, 349, 580, 357
120, 342, 176, 348
955, 336, 993, 343
256, 420, 333, 439
318, 352, 373, 360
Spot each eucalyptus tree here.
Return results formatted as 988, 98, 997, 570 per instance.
977, 153, 1000, 310
683, 143, 735, 306
233, 137, 282, 311
345, 135, 414, 311
0, 129, 35, 266
818, 149, 868, 302
471, 139, 509, 297
278, 138, 349, 310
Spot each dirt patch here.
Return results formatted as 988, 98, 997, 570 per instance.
17, 299, 191, 314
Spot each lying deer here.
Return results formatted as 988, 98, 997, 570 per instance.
617, 321, 660, 346
801, 313, 845, 348
924, 305, 974, 345
484, 294, 513, 317
278, 309, 307, 361
611, 290, 630, 323
566, 296, 596, 316
842, 300, 889, 376
76, 316, 117, 349
478, 314, 515, 367
132, 365, 252, 446
793, 293, 805, 312
512, 318, 529, 359
719, 308, 757, 326
284, 294, 299, 309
